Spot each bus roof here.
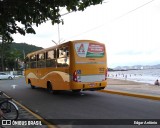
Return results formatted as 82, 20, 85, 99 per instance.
26, 40, 104, 57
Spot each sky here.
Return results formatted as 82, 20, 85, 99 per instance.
12, 0, 160, 68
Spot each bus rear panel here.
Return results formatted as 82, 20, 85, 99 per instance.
70, 40, 107, 91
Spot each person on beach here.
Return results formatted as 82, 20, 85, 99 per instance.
125, 75, 127, 80
154, 79, 160, 86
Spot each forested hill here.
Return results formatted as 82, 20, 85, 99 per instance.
10, 43, 43, 59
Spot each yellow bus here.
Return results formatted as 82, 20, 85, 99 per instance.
24, 40, 107, 93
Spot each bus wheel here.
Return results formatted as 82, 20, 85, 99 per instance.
29, 81, 35, 89
47, 82, 53, 93
72, 89, 81, 93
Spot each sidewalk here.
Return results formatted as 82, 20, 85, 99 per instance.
1, 103, 48, 128
1, 94, 49, 128
105, 84, 160, 97
102, 78, 160, 100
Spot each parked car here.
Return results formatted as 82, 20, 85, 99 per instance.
0, 72, 14, 80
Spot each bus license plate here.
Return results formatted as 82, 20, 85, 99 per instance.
90, 83, 95, 86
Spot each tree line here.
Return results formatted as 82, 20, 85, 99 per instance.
0, 42, 42, 71
0, 0, 103, 71
0, 0, 103, 42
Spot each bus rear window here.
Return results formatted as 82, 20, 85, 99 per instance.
75, 43, 105, 58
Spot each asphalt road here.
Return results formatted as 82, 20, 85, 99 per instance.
0, 78, 160, 128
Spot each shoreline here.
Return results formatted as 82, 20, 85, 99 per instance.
107, 78, 153, 85
105, 78, 160, 97
108, 69, 159, 85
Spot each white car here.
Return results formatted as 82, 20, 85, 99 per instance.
0, 72, 14, 80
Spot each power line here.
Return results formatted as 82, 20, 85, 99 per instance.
64, 0, 156, 40
114, 0, 156, 20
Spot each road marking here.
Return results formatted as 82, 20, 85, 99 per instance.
11, 85, 18, 89
3, 93, 58, 128
99, 90, 160, 101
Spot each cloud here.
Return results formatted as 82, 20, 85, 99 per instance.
108, 51, 160, 68
12, 0, 160, 67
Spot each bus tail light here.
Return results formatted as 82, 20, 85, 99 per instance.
73, 70, 78, 82
105, 69, 108, 80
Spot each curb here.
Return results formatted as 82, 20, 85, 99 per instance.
99, 90, 160, 101
3, 93, 57, 128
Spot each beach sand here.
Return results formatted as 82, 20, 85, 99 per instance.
107, 78, 146, 85
106, 78, 160, 96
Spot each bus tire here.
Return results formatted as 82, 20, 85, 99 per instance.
28, 80, 35, 89
47, 82, 53, 93
72, 89, 81, 93
47, 82, 60, 94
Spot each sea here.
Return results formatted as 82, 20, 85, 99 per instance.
108, 69, 160, 85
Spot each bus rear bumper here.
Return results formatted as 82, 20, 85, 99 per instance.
71, 81, 107, 91
82, 87, 105, 91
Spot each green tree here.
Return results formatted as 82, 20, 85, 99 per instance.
10, 42, 42, 60
0, 0, 103, 42
4, 49, 21, 71
0, 37, 11, 71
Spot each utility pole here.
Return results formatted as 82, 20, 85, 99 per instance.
23, 50, 25, 59
58, 23, 60, 44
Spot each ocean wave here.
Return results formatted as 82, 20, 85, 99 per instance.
108, 69, 160, 85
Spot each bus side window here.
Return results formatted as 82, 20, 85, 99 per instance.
25, 57, 30, 69
39, 53, 45, 60
46, 50, 56, 67
37, 53, 45, 68
31, 55, 36, 61
57, 47, 69, 67
26, 63, 30, 69
46, 52, 48, 59
36, 55, 39, 61
65, 47, 69, 57
67, 51, 69, 57
30, 55, 37, 68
